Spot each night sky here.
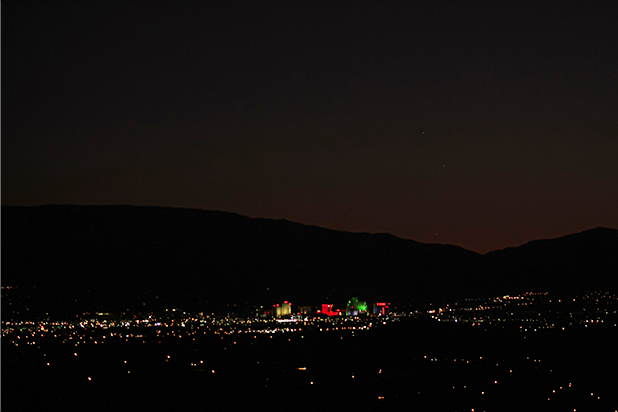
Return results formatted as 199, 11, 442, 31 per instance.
3, 1, 617, 253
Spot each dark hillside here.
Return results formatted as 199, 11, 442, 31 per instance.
2, 205, 481, 308
483, 227, 618, 295
2, 205, 616, 311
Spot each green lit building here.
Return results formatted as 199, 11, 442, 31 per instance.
346, 297, 367, 316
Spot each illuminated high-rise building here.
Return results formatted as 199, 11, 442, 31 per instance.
373, 302, 390, 316
298, 305, 312, 315
320, 303, 338, 316
274, 301, 292, 317
346, 297, 367, 316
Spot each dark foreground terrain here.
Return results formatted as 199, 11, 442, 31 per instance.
4, 318, 617, 412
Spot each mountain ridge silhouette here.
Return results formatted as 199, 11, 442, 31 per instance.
2, 205, 616, 309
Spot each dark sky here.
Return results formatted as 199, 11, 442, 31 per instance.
3, 1, 617, 253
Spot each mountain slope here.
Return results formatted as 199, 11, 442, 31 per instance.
1, 205, 481, 305
2, 205, 616, 308
482, 227, 618, 294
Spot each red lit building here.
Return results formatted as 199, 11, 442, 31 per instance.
318, 303, 340, 316
373, 302, 390, 316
